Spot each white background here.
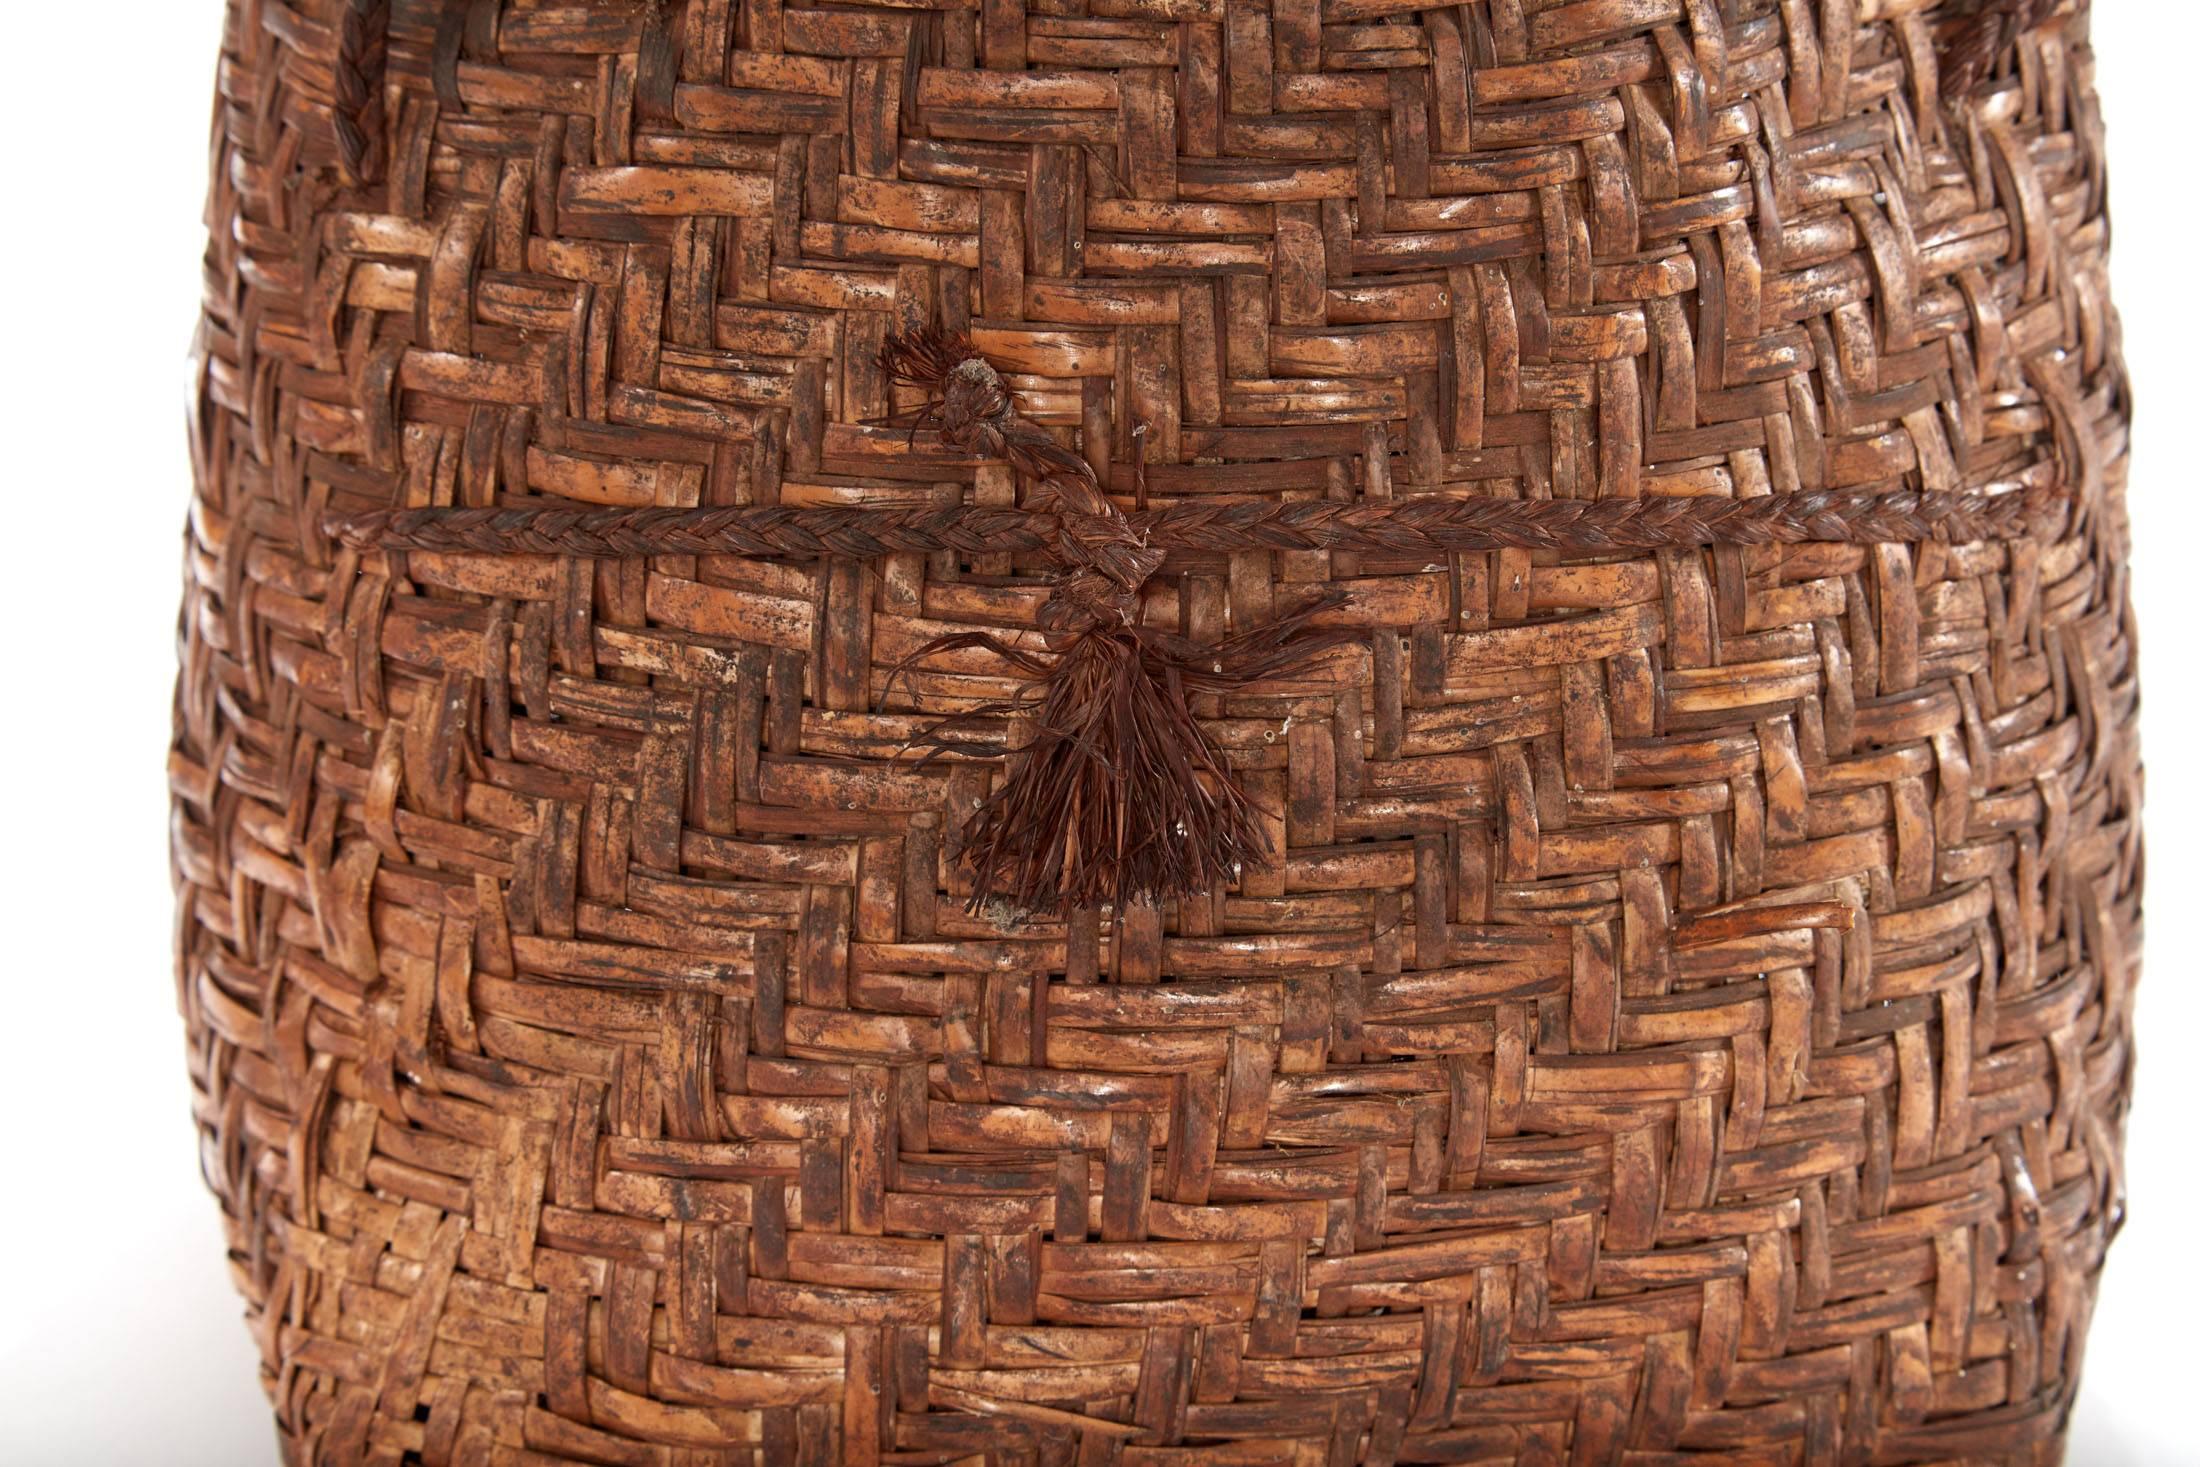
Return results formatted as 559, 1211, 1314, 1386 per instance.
0, 4, 2193, 1462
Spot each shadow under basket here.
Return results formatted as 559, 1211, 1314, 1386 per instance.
173, 0, 2137, 1462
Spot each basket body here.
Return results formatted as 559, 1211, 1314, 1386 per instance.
173, 1, 2137, 1463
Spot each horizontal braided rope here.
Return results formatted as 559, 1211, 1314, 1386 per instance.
327, 485, 2065, 560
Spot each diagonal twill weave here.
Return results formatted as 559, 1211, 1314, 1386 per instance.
172, 0, 2137, 1464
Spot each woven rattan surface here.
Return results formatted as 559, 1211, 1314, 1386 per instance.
173, 0, 2137, 1462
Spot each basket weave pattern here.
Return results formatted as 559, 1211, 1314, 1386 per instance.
173, 0, 2137, 1462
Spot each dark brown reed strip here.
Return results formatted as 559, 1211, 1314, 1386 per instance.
324, 503, 1061, 558
330, 0, 388, 185
326, 484, 2066, 561
1939, 0, 2060, 96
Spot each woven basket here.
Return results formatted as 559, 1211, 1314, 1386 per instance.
173, 0, 2137, 1461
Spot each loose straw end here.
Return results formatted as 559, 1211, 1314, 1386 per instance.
321, 509, 387, 548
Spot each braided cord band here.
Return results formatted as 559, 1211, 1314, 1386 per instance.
326, 485, 2065, 561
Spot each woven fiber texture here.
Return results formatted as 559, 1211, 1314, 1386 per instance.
172, 0, 2136, 1462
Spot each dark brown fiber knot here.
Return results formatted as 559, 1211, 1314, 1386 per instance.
877, 328, 1353, 916
882, 329, 1161, 635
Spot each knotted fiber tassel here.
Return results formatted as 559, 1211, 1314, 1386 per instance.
879, 329, 1356, 916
